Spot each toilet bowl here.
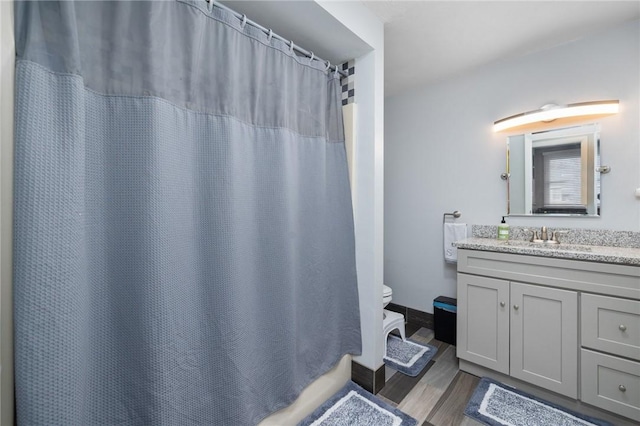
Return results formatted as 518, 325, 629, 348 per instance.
383, 284, 393, 308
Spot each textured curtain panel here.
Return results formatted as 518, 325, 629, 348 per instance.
13, 1, 361, 424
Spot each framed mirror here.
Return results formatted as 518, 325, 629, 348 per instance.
507, 124, 603, 216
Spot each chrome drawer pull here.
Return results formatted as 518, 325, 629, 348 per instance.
513, 304, 519, 310
619, 324, 627, 332
619, 385, 626, 392
500, 302, 505, 307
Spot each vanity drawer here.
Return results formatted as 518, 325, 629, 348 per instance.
582, 294, 640, 361
581, 349, 640, 422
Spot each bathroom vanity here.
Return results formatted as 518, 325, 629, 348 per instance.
455, 238, 640, 422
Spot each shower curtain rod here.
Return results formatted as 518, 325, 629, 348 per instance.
209, 0, 348, 78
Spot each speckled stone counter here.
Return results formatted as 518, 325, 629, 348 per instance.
471, 225, 640, 248
454, 237, 640, 266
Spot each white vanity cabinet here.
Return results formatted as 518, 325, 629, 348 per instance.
457, 274, 578, 398
456, 248, 640, 422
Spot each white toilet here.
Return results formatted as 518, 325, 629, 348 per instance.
383, 284, 393, 308
382, 284, 406, 355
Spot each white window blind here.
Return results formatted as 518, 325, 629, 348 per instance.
542, 147, 583, 206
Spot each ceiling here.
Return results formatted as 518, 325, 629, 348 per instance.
221, 1, 373, 66
362, 1, 640, 97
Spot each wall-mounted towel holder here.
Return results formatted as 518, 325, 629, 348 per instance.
443, 210, 462, 223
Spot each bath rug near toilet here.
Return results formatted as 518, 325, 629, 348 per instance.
464, 377, 613, 426
298, 380, 417, 426
384, 335, 438, 377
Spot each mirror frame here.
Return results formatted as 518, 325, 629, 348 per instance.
506, 123, 601, 217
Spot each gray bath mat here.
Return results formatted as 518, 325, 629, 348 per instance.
298, 380, 417, 426
465, 377, 613, 426
384, 335, 438, 377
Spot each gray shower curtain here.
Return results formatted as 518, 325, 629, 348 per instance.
13, 1, 361, 424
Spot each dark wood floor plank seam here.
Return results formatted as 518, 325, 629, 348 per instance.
425, 370, 464, 422
396, 345, 459, 424
383, 326, 468, 425
379, 360, 436, 403
381, 326, 440, 404
426, 371, 480, 425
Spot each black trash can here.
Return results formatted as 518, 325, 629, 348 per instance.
433, 296, 457, 345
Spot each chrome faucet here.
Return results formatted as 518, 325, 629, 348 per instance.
541, 226, 563, 244
540, 226, 548, 241
526, 227, 565, 244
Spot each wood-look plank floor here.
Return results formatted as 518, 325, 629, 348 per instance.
381, 327, 482, 426
380, 326, 635, 426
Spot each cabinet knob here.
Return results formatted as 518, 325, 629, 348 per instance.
500, 302, 505, 307
619, 324, 627, 332
513, 304, 519, 310
619, 385, 626, 392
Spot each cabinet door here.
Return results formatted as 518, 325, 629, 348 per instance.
510, 282, 578, 398
457, 273, 510, 374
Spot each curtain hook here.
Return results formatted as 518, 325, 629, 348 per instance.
334, 66, 339, 78
289, 40, 295, 53
240, 14, 247, 29
207, 0, 214, 13
325, 60, 331, 71
308, 52, 315, 64
267, 29, 273, 43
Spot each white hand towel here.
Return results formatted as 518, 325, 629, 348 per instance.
444, 223, 467, 263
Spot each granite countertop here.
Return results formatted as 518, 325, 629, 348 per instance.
454, 237, 640, 266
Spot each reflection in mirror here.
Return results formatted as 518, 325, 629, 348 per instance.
507, 124, 602, 216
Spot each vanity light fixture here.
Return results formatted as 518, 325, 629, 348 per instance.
493, 100, 619, 132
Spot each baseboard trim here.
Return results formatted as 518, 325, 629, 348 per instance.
386, 302, 434, 330
351, 361, 385, 394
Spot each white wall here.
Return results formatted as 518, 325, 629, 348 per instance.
385, 20, 640, 314
0, 2, 14, 424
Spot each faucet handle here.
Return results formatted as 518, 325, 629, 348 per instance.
523, 228, 543, 243
529, 230, 542, 243
551, 230, 569, 244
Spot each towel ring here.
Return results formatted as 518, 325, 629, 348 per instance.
443, 210, 462, 223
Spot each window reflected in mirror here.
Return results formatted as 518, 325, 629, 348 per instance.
507, 124, 601, 216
